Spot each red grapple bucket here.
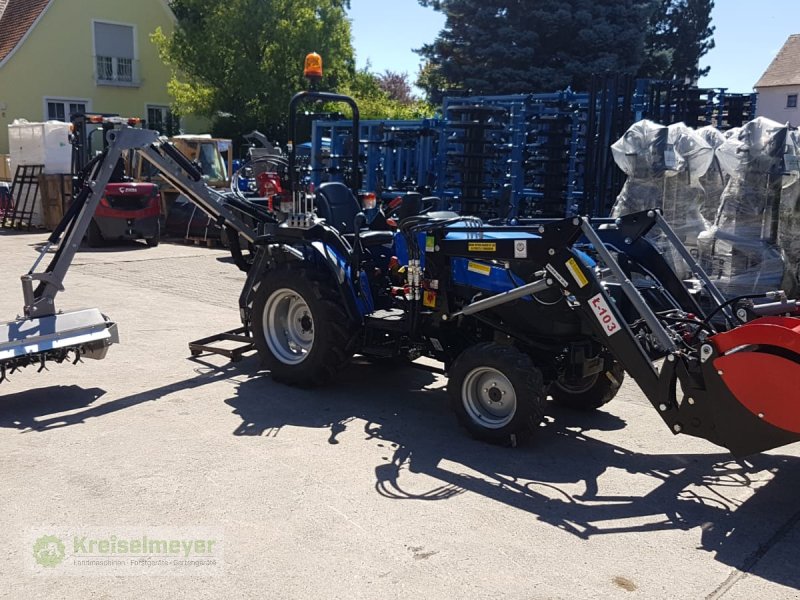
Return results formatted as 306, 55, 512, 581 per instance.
707, 317, 800, 450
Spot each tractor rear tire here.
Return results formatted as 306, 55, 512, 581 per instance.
251, 265, 356, 386
449, 343, 546, 445
550, 358, 624, 411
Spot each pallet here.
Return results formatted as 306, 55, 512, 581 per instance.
187, 236, 219, 248
171, 235, 226, 249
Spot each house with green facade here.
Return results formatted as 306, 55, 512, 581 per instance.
0, 0, 184, 155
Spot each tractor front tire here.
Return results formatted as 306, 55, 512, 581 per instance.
449, 343, 546, 444
550, 358, 625, 411
251, 265, 356, 386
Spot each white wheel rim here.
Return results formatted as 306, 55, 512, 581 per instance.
462, 367, 517, 429
263, 288, 314, 365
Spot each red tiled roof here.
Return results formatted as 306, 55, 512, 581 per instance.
755, 34, 800, 88
0, 0, 51, 64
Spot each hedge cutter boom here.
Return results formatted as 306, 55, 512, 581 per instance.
0, 127, 265, 383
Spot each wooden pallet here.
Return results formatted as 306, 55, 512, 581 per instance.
170, 235, 226, 248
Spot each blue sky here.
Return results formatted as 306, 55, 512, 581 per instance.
348, 0, 445, 85
348, 0, 800, 93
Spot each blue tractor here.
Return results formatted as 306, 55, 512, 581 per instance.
239, 56, 800, 455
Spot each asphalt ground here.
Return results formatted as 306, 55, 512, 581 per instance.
0, 230, 799, 599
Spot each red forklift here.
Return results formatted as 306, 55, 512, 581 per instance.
70, 113, 160, 247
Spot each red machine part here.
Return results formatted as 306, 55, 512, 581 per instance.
257, 172, 283, 199
257, 172, 290, 212
710, 317, 800, 434
94, 183, 160, 219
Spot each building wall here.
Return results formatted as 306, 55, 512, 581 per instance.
755, 85, 800, 126
0, 0, 197, 155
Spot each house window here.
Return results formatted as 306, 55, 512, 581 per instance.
146, 105, 179, 136
45, 98, 89, 121
93, 21, 137, 85
788, 94, 798, 109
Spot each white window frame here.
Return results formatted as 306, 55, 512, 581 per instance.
145, 103, 181, 135
146, 103, 170, 128
43, 97, 92, 122
91, 19, 139, 86
788, 94, 798, 109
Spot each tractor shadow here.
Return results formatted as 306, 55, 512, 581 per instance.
228, 358, 800, 590
3, 356, 798, 588
0, 360, 241, 431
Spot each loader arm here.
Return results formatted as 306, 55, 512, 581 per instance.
432, 211, 800, 456
558, 217, 800, 456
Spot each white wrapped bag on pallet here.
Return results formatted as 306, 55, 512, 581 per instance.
6, 120, 71, 227
7, 120, 71, 175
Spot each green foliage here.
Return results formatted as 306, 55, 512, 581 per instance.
416, 60, 456, 106
153, 0, 355, 138
638, 0, 715, 81
337, 67, 435, 120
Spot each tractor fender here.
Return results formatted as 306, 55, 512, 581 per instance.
304, 240, 368, 322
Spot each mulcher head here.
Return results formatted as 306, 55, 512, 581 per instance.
0, 309, 118, 383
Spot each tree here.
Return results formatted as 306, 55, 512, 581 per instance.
339, 67, 433, 120
153, 0, 355, 140
638, 0, 715, 82
377, 71, 414, 105
416, 0, 655, 98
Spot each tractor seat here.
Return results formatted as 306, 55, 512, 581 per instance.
315, 182, 393, 247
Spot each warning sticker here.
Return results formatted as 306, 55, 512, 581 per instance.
546, 263, 568, 288
467, 261, 492, 276
468, 242, 496, 252
514, 240, 528, 258
565, 258, 589, 288
423, 290, 437, 308
589, 293, 621, 336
